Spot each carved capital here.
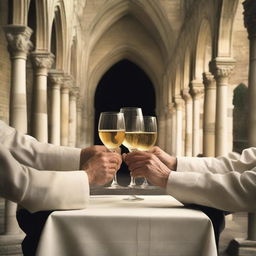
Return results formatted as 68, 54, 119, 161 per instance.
62, 75, 73, 90
174, 96, 184, 110
182, 88, 192, 102
190, 80, 204, 99
210, 58, 236, 82
32, 52, 55, 69
243, 0, 256, 38
203, 72, 216, 90
3, 25, 33, 55
70, 86, 79, 98
48, 70, 64, 89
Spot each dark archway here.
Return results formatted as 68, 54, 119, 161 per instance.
94, 59, 156, 144
94, 59, 156, 184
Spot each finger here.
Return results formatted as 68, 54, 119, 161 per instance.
126, 160, 148, 171
125, 153, 150, 165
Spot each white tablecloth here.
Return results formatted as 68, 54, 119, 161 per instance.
36, 195, 217, 256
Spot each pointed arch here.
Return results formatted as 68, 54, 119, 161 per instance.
194, 18, 213, 80
217, 0, 239, 57
87, 0, 173, 61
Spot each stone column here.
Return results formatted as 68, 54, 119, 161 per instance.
61, 76, 71, 146
211, 58, 235, 157
182, 88, 193, 156
48, 70, 63, 145
174, 96, 184, 156
227, 1, 256, 254
165, 103, 173, 154
157, 109, 166, 150
3, 25, 32, 237
191, 81, 204, 156
76, 97, 82, 148
31, 52, 54, 143
202, 72, 216, 157
3, 25, 32, 134
69, 87, 79, 147
171, 104, 177, 155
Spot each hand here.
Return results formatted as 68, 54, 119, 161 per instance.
80, 145, 109, 169
83, 152, 122, 185
148, 146, 177, 170
124, 151, 171, 188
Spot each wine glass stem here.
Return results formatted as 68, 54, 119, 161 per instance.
111, 173, 118, 187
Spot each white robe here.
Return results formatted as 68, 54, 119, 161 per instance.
0, 120, 89, 213
167, 150, 256, 212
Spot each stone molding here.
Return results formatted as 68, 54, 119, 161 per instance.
174, 96, 184, 110
182, 88, 192, 102
210, 58, 236, 82
3, 25, 33, 55
70, 87, 79, 99
48, 70, 64, 89
62, 75, 73, 91
190, 80, 204, 99
31, 52, 55, 69
243, 0, 256, 38
203, 72, 216, 90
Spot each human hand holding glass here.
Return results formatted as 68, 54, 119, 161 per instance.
137, 116, 158, 188
98, 112, 125, 188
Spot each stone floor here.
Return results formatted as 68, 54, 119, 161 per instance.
0, 176, 251, 255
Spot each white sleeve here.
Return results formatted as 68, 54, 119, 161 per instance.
0, 144, 89, 213
176, 147, 256, 174
0, 120, 81, 171
166, 168, 256, 212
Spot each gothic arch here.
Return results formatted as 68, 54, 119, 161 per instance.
217, 0, 239, 57
194, 18, 213, 80
12, 0, 30, 25
87, 0, 173, 61
183, 46, 191, 90
85, 46, 161, 143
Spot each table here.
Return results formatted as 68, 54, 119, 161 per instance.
36, 195, 217, 256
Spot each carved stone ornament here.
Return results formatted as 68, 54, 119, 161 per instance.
48, 71, 64, 85
190, 81, 204, 98
4, 25, 33, 54
182, 88, 192, 102
70, 87, 79, 98
32, 52, 55, 69
174, 96, 184, 110
210, 58, 235, 80
202, 72, 216, 89
243, 0, 256, 38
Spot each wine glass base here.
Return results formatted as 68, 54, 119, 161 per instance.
123, 195, 144, 201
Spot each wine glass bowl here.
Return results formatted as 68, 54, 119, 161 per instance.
98, 112, 125, 188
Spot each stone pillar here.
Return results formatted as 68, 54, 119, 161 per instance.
76, 97, 82, 148
171, 104, 177, 155
157, 109, 166, 150
68, 87, 79, 147
165, 103, 173, 154
31, 52, 54, 143
61, 76, 71, 146
174, 96, 184, 156
227, 1, 256, 254
202, 72, 216, 157
48, 70, 63, 145
3, 25, 32, 134
211, 58, 235, 157
3, 25, 32, 238
182, 88, 193, 156
191, 81, 204, 156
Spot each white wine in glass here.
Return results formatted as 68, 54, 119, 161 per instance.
137, 116, 158, 188
98, 112, 125, 188
120, 107, 144, 200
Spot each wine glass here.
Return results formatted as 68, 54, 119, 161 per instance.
98, 112, 125, 188
137, 116, 158, 188
120, 107, 144, 200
